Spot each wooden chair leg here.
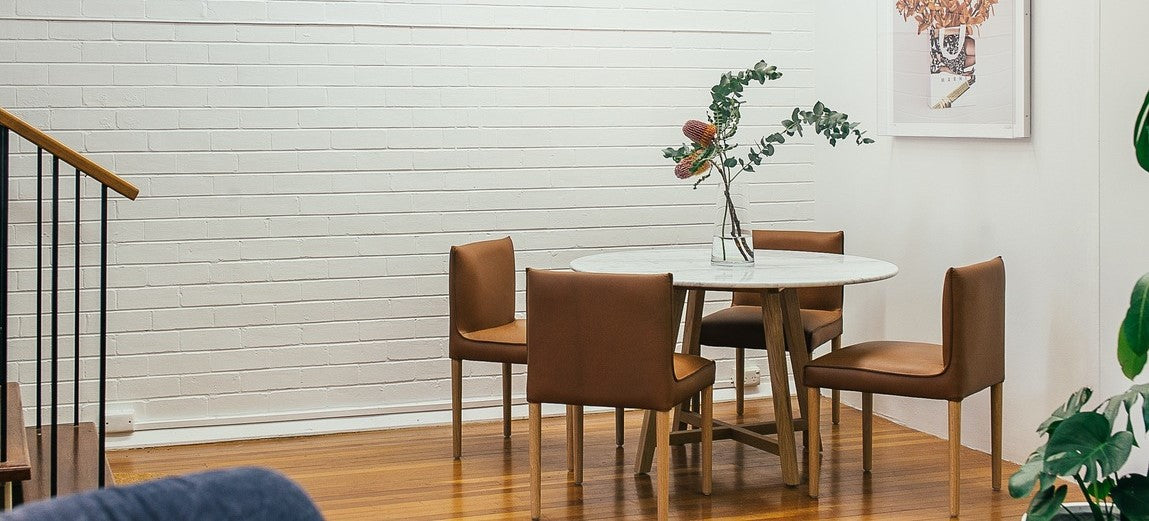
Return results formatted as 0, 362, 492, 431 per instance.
502, 363, 512, 438
735, 349, 745, 417
949, 400, 962, 518
616, 408, 625, 447
830, 336, 842, 425
991, 383, 1002, 491
452, 359, 462, 460
702, 386, 713, 496
807, 387, 821, 498
861, 392, 873, 472
530, 402, 541, 521
573, 405, 584, 485
566, 405, 574, 471
656, 410, 670, 521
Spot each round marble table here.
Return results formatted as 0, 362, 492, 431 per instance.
570, 248, 898, 486
570, 248, 898, 289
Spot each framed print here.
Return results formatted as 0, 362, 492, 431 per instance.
879, 0, 1030, 138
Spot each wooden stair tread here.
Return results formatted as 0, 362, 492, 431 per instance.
22, 422, 114, 503
0, 383, 32, 482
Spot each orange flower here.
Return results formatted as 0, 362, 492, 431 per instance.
674, 150, 711, 179
682, 120, 717, 147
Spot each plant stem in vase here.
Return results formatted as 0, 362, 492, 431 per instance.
713, 172, 753, 265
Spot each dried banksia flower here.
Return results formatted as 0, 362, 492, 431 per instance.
675, 151, 711, 179
682, 120, 717, 147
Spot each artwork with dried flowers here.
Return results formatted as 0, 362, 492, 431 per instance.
880, 0, 1029, 138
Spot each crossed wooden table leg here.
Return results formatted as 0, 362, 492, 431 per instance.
633, 287, 811, 487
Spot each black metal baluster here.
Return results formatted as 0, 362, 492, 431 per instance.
37, 147, 43, 429
73, 168, 79, 427
98, 186, 107, 488
0, 127, 9, 463
50, 155, 59, 497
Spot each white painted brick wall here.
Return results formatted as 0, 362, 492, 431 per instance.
0, 0, 816, 440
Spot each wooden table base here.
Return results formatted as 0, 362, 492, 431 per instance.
633, 287, 810, 487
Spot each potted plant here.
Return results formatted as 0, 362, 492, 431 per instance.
1009, 89, 1149, 521
662, 60, 873, 266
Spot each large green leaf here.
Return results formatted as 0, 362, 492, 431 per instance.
1118, 273, 1149, 379
1025, 484, 1068, 521
1009, 452, 1047, 498
1044, 412, 1134, 482
1136, 89, 1149, 173
1038, 388, 1094, 434
1102, 383, 1149, 433
1113, 474, 1149, 520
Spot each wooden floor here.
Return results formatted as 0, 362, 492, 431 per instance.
108, 397, 1046, 520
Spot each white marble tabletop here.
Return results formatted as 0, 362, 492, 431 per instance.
569, 248, 898, 289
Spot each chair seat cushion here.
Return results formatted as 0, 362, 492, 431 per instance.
452, 319, 528, 364
698, 306, 842, 351
670, 353, 716, 409
804, 341, 948, 398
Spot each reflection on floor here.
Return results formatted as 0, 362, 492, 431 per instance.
110, 396, 1048, 520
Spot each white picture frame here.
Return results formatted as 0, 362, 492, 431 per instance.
878, 0, 1030, 138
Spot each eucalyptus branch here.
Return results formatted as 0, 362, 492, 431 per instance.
662, 60, 874, 263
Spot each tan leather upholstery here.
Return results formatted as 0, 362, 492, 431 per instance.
803, 257, 1005, 516
731, 230, 845, 310
804, 257, 1005, 401
699, 306, 842, 353
526, 269, 716, 521
449, 237, 527, 364
699, 230, 845, 352
448, 237, 527, 459
526, 269, 715, 412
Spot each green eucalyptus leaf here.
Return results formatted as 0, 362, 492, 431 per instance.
1009, 452, 1047, 498
814, 101, 825, 116
1136, 89, 1149, 173
723, 157, 738, 168
1038, 387, 1093, 434
1026, 485, 1068, 521
1044, 412, 1133, 480
1112, 474, 1149, 520
1118, 273, 1149, 380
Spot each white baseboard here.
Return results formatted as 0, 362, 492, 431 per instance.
106, 384, 774, 449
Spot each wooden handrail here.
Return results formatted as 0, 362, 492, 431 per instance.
0, 108, 138, 200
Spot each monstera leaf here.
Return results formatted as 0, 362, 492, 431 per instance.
1038, 387, 1093, 434
1010, 451, 1056, 498
1137, 89, 1149, 172
1024, 484, 1069, 521
1044, 412, 1134, 483
1112, 474, 1149, 521
1102, 382, 1149, 433
1119, 274, 1149, 380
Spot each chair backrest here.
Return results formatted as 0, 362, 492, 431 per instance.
941, 256, 1006, 397
525, 269, 679, 411
449, 237, 516, 336
732, 230, 845, 311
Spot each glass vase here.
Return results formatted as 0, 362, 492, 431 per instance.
711, 180, 754, 266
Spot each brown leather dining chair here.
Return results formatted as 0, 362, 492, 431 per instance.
526, 269, 715, 521
699, 230, 846, 421
449, 237, 526, 459
804, 257, 1004, 518
449, 238, 626, 459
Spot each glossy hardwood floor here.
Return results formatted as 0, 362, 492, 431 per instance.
109, 397, 1045, 520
